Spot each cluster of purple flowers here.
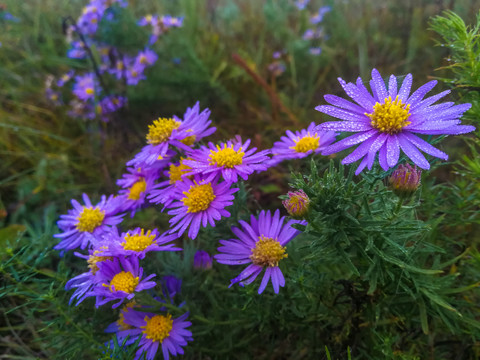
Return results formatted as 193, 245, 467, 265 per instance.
56, 67, 474, 357
45, 0, 183, 122
296, 1, 331, 56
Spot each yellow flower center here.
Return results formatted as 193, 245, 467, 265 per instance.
87, 249, 113, 274
76, 207, 105, 233
128, 178, 147, 200
145, 14, 152, 23
250, 236, 287, 267
142, 314, 173, 343
131, 70, 138, 78
180, 134, 196, 146
139, 55, 148, 64
146, 118, 181, 145
107, 271, 139, 293
117, 61, 124, 70
366, 96, 411, 134
291, 133, 320, 153
168, 159, 192, 184
85, 87, 94, 95
122, 229, 156, 252
208, 144, 244, 168
182, 182, 216, 213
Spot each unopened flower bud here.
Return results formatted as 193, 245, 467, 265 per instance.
282, 189, 310, 218
389, 163, 421, 197
193, 250, 212, 270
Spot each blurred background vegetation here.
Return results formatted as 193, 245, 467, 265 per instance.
1, 0, 479, 359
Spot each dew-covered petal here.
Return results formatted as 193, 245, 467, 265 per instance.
397, 73, 413, 102
397, 134, 430, 169
321, 130, 378, 155
386, 134, 400, 168
402, 132, 448, 160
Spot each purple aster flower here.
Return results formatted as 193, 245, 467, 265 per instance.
73, 73, 98, 102
54, 194, 124, 251
134, 48, 158, 68
282, 189, 310, 219
67, 40, 87, 59
269, 122, 337, 165
92, 255, 156, 308
294, 0, 310, 10
68, 99, 96, 120
389, 163, 421, 197
268, 61, 286, 77
166, 175, 238, 239
159, 275, 182, 299
183, 139, 270, 183
310, 6, 331, 24
46, 88, 62, 106
315, 68, 475, 174
57, 70, 75, 87
148, 157, 194, 209
160, 15, 184, 28
99, 227, 181, 259
77, 2, 106, 35
116, 166, 157, 216
138, 14, 157, 27
302, 29, 315, 41
193, 250, 212, 269
127, 102, 216, 168
104, 300, 138, 334
118, 310, 192, 360
215, 210, 306, 294
97, 95, 127, 122
125, 62, 147, 85
65, 246, 113, 305
309, 47, 322, 56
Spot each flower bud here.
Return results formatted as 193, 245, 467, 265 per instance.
389, 163, 421, 197
282, 189, 310, 219
193, 250, 212, 270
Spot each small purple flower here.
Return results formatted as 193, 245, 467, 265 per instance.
315, 68, 475, 174
118, 309, 192, 360
54, 194, 124, 251
46, 88, 62, 106
309, 47, 322, 56
159, 275, 182, 299
166, 175, 238, 239
294, 0, 310, 10
183, 139, 271, 183
302, 29, 315, 41
193, 250, 212, 269
57, 70, 75, 87
310, 6, 331, 24
93, 256, 156, 308
125, 62, 147, 85
269, 122, 337, 165
134, 48, 158, 68
268, 61, 286, 77
138, 14, 157, 27
215, 210, 306, 294
77, 2, 106, 35
67, 40, 87, 59
97, 95, 127, 122
73, 73, 98, 101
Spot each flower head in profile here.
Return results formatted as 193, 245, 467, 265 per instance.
269, 122, 337, 166
183, 139, 270, 183
116, 167, 157, 216
127, 102, 215, 168
116, 309, 192, 360
65, 246, 113, 305
215, 210, 306, 294
54, 194, 124, 251
193, 250, 212, 270
166, 175, 238, 239
101, 227, 181, 259
315, 68, 475, 174
93, 256, 156, 308
148, 157, 194, 209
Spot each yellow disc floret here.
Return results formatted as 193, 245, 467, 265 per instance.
128, 178, 147, 200
291, 133, 320, 153
146, 118, 181, 145
182, 182, 216, 213
76, 207, 105, 233
108, 271, 139, 293
142, 314, 173, 343
85, 87, 95, 95
250, 235, 288, 267
209, 144, 244, 168
122, 229, 156, 252
168, 158, 192, 184
367, 96, 411, 134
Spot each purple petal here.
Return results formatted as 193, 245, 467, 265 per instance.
402, 132, 448, 160
388, 75, 397, 98
386, 134, 400, 168
397, 74, 413, 102
317, 121, 372, 132
321, 130, 378, 155
370, 69, 388, 101
397, 134, 430, 169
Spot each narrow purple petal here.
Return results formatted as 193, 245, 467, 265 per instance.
397, 134, 430, 169
402, 132, 448, 160
386, 134, 400, 168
